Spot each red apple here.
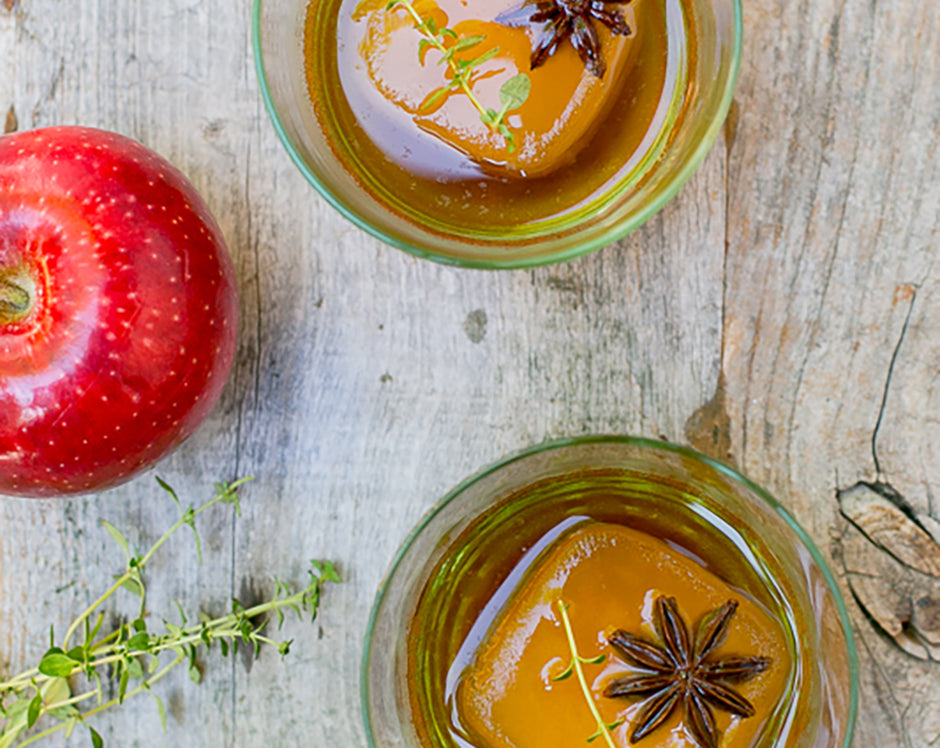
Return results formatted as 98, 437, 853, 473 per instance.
0, 126, 238, 497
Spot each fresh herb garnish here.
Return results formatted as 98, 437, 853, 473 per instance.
0, 478, 339, 747
551, 600, 624, 748
496, 0, 632, 78
386, 0, 531, 153
605, 596, 771, 748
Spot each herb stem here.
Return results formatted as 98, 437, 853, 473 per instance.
556, 600, 619, 748
15, 656, 183, 748
61, 576, 130, 651
60, 478, 251, 651
1, 580, 319, 694
394, 0, 491, 122
0, 478, 335, 747
137, 477, 251, 569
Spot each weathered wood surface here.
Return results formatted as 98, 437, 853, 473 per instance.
0, 0, 937, 745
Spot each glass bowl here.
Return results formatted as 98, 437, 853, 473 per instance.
253, 0, 742, 268
362, 436, 858, 747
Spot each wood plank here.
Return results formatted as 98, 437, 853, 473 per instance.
724, 0, 940, 743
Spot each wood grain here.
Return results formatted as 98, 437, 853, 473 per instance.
0, 0, 938, 745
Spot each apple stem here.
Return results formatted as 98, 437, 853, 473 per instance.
0, 277, 31, 323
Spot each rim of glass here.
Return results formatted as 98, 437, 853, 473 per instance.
252, 0, 744, 269
361, 434, 859, 747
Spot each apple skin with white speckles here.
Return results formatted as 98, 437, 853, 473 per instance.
0, 126, 238, 497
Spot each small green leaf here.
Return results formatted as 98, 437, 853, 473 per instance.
42, 677, 71, 705
440, 27, 458, 39
125, 658, 144, 679
118, 670, 129, 703
100, 520, 131, 560
420, 86, 450, 111
127, 632, 150, 651
155, 476, 181, 507
579, 653, 606, 665
311, 560, 340, 584
88, 611, 105, 642
453, 34, 485, 52
437, 47, 455, 65
216, 478, 248, 514
472, 46, 499, 67
552, 662, 574, 681
184, 508, 203, 564
38, 650, 77, 678
26, 693, 42, 728
152, 690, 167, 732
189, 663, 202, 684
47, 704, 81, 722
498, 73, 531, 111
89, 726, 104, 748
3, 698, 30, 721
118, 575, 144, 598
66, 646, 85, 663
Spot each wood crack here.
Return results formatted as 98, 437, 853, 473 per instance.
872, 287, 917, 476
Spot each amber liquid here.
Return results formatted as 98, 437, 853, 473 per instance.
303, 0, 688, 237
406, 469, 806, 747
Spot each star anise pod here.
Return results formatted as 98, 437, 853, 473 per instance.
604, 596, 772, 748
495, 0, 632, 79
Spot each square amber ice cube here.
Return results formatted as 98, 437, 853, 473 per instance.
455, 522, 791, 748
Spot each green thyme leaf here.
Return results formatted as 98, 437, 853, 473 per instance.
26, 693, 42, 728
100, 520, 131, 560
38, 649, 76, 678
118, 575, 144, 598
155, 476, 181, 508
499, 73, 531, 111
453, 34, 485, 51
127, 632, 150, 651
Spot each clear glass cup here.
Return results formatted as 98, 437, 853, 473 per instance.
362, 436, 858, 747
253, 0, 742, 267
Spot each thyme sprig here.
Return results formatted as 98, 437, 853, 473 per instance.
553, 600, 623, 747
0, 478, 339, 748
386, 0, 531, 153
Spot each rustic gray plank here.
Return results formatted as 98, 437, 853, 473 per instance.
722, 0, 940, 744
